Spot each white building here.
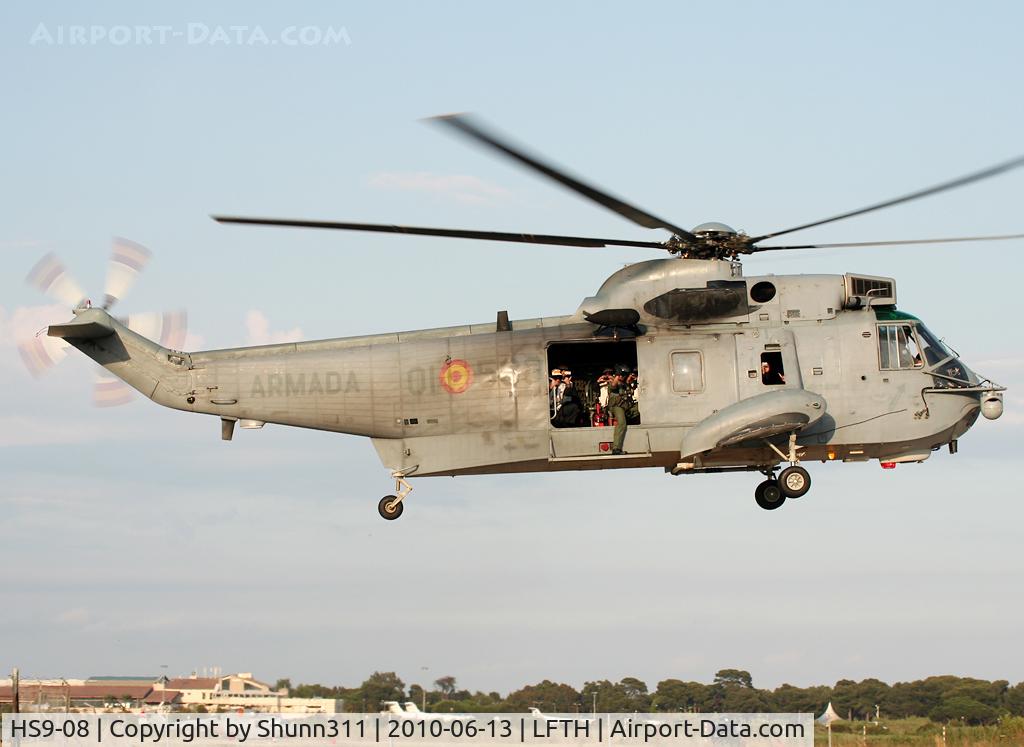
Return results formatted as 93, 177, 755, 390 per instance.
153, 673, 341, 713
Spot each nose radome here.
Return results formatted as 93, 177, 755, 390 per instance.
982, 395, 1004, 420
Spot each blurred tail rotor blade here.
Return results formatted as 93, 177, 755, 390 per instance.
17, 332, 69, 377
124, 310, 188, 349
158, 310, 187, 349
103, 237, 152, 310
26, 253, 87, 307
94, 371, 134, 407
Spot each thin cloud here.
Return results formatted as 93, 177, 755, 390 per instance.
368, 171, 511, 205
245, 310, 303, 346
0, 415, 148, 447
0, 303, 68, 346
54, 607, 91, 626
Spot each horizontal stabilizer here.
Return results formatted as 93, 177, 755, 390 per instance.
48, 317, 115, 340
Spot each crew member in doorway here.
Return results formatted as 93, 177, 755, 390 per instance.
626, 367, 641, 423
761, 358, 786, 385
597, 368, 614, 408
593, 367, 614, 425
552, 368, 583, 427
549, 368, 565, 418
607, 364, 639, 454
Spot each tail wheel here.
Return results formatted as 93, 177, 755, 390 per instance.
755, 479, 786, 510
778, 466, 811, 498
378, 495, 404, 520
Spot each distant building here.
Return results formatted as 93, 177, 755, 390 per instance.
153, 673, 341, 713
0, 679, 153, 710
0, 673, 340, 714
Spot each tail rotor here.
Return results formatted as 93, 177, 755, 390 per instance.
103, 237, 151, 310
18, 239, 187, 407
26, 252, 87, 308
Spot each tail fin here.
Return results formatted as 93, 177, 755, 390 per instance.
48, 315, 116, 340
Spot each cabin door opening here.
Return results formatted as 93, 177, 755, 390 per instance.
546, 340, 639, 429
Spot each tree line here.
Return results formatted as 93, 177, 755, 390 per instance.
275, 669, 1024, 725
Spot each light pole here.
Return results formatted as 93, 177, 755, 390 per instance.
421, 667, 429, 712
592, 692, 597, 714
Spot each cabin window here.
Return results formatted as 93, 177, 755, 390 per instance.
760, 351, 786, 385
877, 324, 923, 370
671, 351, 703, 393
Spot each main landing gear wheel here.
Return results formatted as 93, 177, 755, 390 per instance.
754, 480, 786, 511
378, 495, 404, 520
378, 473, 413, 520
778, 465, 811, 498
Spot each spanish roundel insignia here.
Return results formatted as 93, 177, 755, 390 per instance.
440, 359, 473, 394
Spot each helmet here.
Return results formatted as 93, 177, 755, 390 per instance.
614, 364, 631, 376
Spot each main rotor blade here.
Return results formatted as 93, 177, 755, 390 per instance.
751, 154, 1024, 243
212, 215, 666, 249
429, 114, 698, 241
754, 232, 1024, 251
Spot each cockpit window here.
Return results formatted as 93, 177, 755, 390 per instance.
914, 323, 956, 366
878, 324, 923, 370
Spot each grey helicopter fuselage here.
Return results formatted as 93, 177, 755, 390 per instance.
53, 256, 999, 480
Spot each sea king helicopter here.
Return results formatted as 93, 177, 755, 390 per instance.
37, 115, 1016, 519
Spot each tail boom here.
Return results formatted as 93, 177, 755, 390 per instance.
49, 308, 191, 409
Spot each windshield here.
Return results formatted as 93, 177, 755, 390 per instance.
914, 323, 956, 366
874, 310, 975, 386
915, 322, 977, 386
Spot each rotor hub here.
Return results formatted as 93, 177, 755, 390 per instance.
692, 221, 737, 235
664, 222, 753, 260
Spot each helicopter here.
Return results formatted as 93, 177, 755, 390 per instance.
41, 115, 1015, 519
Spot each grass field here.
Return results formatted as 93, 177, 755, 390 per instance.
816, 716, 1024, 745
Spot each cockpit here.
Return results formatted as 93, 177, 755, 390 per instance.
875, 315, 976, 387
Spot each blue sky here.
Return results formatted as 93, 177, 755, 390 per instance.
1, 1, 1023, 695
